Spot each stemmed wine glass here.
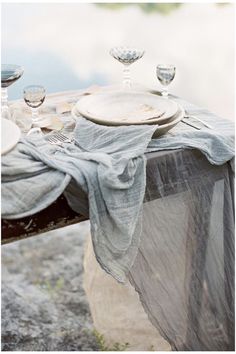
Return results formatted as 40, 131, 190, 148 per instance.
1, 64, 24, 119
23, 85, 46, 126
110, 47, 145, 89
156, 64, 176, 97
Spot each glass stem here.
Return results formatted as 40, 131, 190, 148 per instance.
162, 86, 169, 97
31, 107, 39, 124
1, 87, 11, 120
123, 64, 131, 89
1, 87, 8, 107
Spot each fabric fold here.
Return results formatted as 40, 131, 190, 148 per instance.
1, 99, 234, 282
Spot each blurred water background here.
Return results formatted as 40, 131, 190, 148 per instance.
2, 2, 235, 120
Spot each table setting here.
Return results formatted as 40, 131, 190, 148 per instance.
1, 47, 216, 155
1, 47, 235, 351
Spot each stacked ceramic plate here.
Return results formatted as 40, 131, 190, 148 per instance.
72, 91, 184, 138
1, 118, 21, 155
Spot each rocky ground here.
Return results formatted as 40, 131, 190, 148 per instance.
1, 221, 100, 351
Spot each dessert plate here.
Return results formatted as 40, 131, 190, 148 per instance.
73, 91, 179, 126
1, 118, 21, 155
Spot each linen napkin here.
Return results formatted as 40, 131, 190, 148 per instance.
8, 102, 65, 133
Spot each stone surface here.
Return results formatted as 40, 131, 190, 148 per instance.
2, 220, 171, 351
1, 222, 99, 351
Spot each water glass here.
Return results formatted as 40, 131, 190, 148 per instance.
1, 64, 24, 120
23, 85, 46, 125
156, 64, 176, 97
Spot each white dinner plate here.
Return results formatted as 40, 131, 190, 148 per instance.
74, 91, 179, 126
72, 102, 184, 138
1, 118, 21, 155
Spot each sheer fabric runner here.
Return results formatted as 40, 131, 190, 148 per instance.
129, 149, 234, 350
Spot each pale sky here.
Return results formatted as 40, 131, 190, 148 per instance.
2, 3, 235, 120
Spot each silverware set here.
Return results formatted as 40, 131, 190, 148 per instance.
44, 113, 213, 147
42, 108, 213, 147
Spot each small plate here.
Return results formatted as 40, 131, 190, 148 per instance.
74, 91, 179, 126
1, 118, 21, 155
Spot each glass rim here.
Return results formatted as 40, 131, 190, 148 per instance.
110, 47, 145, 55
156, 64, 176, 69
1, 64, 24, 74
2, 64, 24, 68
23, 85, 45, 92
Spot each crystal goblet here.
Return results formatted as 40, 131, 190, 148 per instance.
1, 64, 24, 119
23, 85, 46, 125
156, 64, 176, 97
110, 47, 145, 89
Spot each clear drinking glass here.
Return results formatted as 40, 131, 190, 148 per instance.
156, 64, 176, 97
110, 47, 145, 89
23, 85, 46, 125
1, 64, 24, 119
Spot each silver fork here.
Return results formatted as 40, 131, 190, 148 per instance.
184, 114, 213, 129
45, 132, 73, 146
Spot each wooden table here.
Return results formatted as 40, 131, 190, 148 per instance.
1, 195, 88, 244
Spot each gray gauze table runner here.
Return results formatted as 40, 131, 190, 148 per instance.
2, 96, 235, 350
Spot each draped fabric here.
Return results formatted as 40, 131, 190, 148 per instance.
129, 149, 234, 350
2, 89, 235, 350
